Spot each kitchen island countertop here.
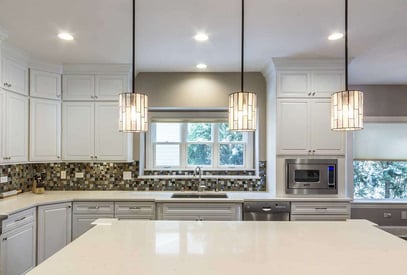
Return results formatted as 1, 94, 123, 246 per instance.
0, 191, 352, 218
27, 219, 407, 275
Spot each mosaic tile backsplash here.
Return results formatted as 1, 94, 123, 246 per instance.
0, 161, 266, 193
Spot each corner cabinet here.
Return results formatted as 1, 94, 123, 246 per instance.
0, 208, 36, 275
0, 91, 28, 163
30, 98, 61, 161
156, 203, 242, 221
29, 69, 62, 100
37, 203, 72, 264
62, 101, 132, 161
277, 98, 344, 156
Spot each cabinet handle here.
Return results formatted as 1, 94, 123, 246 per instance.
129, 207, 141, 210
88, 206, 100, 209
15, 216, 27, 222
2, 237, 7, 241
315, 207, 328, 210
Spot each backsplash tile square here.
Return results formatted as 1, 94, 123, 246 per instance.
0, 161, 266, 192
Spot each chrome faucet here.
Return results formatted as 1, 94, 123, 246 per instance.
194, 166, 205, 192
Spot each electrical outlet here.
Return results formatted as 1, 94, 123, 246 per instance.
75, 172, 84, 179
0, 176, 8, 183
60, 171, 67, 179
123, 171, 132, 180
401, 211, 407, 220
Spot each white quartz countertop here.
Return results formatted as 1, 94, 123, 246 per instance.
27, 219, 407, 275
0, 191, 352, 217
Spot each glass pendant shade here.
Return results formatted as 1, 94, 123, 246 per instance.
331, 90, 363, 131
228, 91, 257, 131
119, 92, 148, 132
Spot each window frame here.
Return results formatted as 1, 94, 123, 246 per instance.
145, 113, 254, 170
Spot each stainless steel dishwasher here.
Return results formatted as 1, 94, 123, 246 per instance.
243, 201, 290, 221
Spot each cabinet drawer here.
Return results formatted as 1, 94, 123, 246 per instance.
291, 202, 350, 215
2, 208, 36, 234
291, 214, 349, 221
158, 203, 242, 220
115, 202, 155, 219
73, 202, 114, 214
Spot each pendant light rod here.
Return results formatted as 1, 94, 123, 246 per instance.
345, 0, 348, 90
132, 0, 136, 93
240, 0, 244, 92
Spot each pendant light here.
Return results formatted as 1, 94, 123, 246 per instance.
119, 0, 148, 132
331, 0, 363, 131
228, 0, 257, 132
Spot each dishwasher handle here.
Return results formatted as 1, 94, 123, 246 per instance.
261, 207, 272, 212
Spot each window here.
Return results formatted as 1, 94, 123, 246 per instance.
353, 120, 407, 199
147, 122, 253, 169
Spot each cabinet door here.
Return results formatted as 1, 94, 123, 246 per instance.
2, 57, 28, 95
94, 102, 131, 161
5, 92, 28, 162
310, 100, 344, 155
95, 74, 129, 100
62, 75, 94, 100
30, 69, 62, 99
72, 214, 114, 240
0, 223, 36, 275
37, 203, 72, 263
311, 70, 344, 97
0, 90, 5, 164
62, 102, 94, 160
30, 98, 61, 161
277, 99, 310, 155
277, 71, 310, 97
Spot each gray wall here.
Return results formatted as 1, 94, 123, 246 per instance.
134, 72, 267, 161
351, 85, 407, 116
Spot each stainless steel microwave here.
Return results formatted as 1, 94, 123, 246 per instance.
285, 159, 337, 195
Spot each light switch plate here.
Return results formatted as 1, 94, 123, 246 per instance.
0, 176, 8, 183
123, 171, 132, 180
61, 171, 67, 179
75, 172, 84, 179
401, 211, 407, 220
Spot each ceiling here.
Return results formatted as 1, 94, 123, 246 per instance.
0, 0, 406, 84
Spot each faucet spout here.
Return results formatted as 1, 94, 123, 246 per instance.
194, 166, 205, 192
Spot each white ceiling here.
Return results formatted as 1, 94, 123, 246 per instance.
0, 0, 406, 84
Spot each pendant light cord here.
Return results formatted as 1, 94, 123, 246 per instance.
345, 0, 348, 91
241, 0, 244, 92
132, 0, 136, 94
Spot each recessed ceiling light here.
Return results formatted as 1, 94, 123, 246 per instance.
328, 32, 344, 40
196, 63, 207, 69
194, 33, 209, 42
58, 32, 74, 41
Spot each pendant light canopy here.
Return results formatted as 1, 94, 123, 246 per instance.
331, 0, 363, 131
119, 0, 148, 132
228, 0, 257, 132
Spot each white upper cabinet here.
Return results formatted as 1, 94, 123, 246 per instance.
0, 89, 5, 164
30, 98, 61, 161
63, 74, 129, 101
62, 102, 95, 160
95, 102, 131, 161
277, 99, 344, 156
62, 75, 95, 100
30, 69, 62, 100
62, 102, 132, 161
277, 70, 344, 98
4, 92, 28, 163
1, 56, 28, 95
95, 74, 128, 100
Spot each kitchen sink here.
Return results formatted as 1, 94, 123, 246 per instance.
171, 193, 228, 199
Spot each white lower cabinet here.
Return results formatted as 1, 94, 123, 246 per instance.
37, 203, 72, 264
0, 208, 36, 275
72, 202, 114, 240
157, 203, 242, 221
290, 202, 350, 221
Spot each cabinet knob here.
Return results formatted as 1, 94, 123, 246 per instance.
308, 150, 311, 153
94, 156, 97, 159
2, 237, 7, 241
91, 156, 94, 159
56, 94, 61, 98
308, 92, 311, 96
312, 150, 315, 153
312, 92, 316, 96
94, 96, 98, 99
57, 156, 61, 159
